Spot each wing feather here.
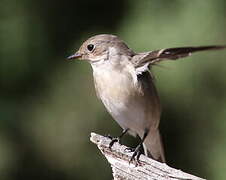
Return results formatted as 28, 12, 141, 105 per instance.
131, 45, 226, 68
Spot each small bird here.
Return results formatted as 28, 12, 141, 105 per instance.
68, 34, 225, 163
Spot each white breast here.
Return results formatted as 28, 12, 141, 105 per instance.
91, 60, 148, 134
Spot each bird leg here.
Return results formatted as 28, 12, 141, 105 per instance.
127, 129, 149, 164
108, 129, 129, 148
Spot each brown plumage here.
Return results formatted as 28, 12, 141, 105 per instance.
68, 34, 226, 162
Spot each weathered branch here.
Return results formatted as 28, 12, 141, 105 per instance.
90, 132, 205, 180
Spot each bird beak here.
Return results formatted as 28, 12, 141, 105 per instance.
67, 52, 82, 60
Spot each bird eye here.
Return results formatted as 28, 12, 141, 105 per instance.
87, 44, 94, 52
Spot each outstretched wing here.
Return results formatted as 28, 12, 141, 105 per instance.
131, 45, 226, 68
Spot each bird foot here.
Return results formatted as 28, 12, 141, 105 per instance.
109, 137, 120, 149
125, 145, 143, 165
104, 134, 120, 149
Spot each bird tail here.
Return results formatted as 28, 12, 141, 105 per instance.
143, 130, 165, 163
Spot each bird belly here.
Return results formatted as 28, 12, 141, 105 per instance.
93, 65, 156, 135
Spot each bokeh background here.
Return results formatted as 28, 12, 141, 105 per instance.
1, 0, 226, 179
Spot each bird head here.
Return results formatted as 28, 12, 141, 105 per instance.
67, 34, 134, 64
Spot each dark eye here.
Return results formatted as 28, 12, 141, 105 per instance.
87, 44, 94, 51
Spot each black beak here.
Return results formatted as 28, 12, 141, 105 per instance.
67, 52, 82, 60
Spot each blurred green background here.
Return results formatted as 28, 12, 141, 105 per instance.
1, 0, 226, 179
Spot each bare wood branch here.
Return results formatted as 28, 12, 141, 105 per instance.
90, 132, 206, 180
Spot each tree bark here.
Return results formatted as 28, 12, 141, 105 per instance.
90, 132, 205, 180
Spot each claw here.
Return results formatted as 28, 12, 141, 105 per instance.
104, 134, 119, 149
109, 137, 119, 149
125, 145, 144, 165
106, 129, 129, 150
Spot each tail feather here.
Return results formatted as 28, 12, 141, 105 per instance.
143, 130, 165, 162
